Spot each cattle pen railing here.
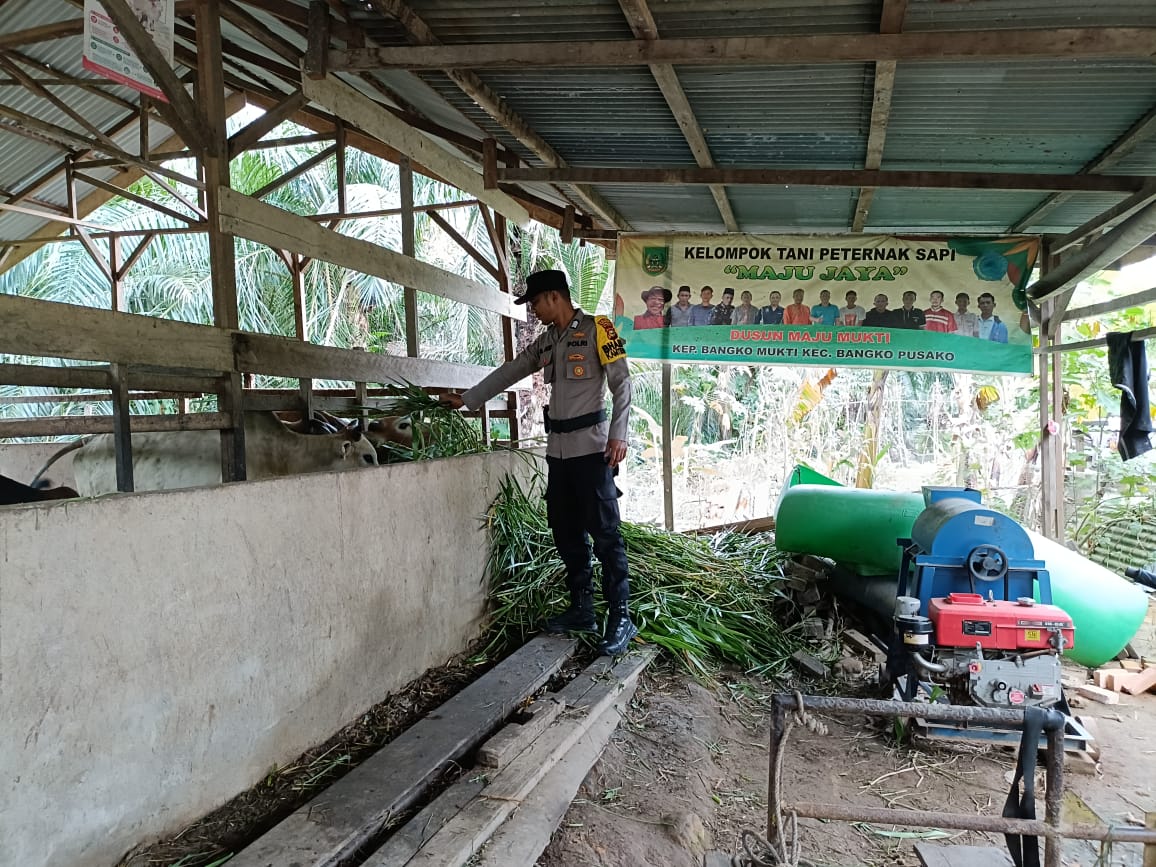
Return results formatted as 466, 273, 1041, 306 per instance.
1, 293, 525, 490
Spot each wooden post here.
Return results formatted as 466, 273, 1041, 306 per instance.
399, 157, 418, 357
139, 95, 150, 157
304, 0, 330, 80
1050, 305, 1066, 542
299, 377, 314, 419
560, 205, 575, 244
355, 380, 368, 427
1143, 811, 1156, 867
109, 363, 134, 492
662, 362, 674, 530
197, 0, 246, 482
335, 120, 347, 216
1038, 294, 1060, 539
110, 236, 125, 311
291, 253, 307, 341
65, 154, 77, 233
482, 138, 498, 190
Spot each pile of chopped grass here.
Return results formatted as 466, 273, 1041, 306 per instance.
484, 473, 800, 678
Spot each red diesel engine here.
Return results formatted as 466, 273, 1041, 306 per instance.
913, 593, 1075, 709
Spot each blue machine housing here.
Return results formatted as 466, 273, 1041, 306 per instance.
899, 486, 1051, 614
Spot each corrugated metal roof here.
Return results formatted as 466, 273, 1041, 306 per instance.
645, 0, 882, 38
728, 186, 858, 233
905, 0, 1156, 31
397, 0, 634, 43
865, 189, 1040, 234
594, 185, 724, 233
2, 0, 1155, 247
885, 61, 1156, 173
680, 65, 869, 168
1032, 193, 1137, 235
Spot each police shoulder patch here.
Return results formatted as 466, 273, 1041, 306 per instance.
595, 316, 627, 365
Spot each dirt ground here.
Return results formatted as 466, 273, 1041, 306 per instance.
538, 597, 1156, 867
120, 598, 1156, 867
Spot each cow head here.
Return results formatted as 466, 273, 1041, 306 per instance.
365, 416, 415, 448
341, 431, 380, 466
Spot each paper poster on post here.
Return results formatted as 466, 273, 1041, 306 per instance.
614, 234, 1039, 375
83, 0, 174, 101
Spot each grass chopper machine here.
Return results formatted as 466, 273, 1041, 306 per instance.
884, 487, 1093, 750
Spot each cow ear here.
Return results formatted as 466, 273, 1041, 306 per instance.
341, 440, 354, 458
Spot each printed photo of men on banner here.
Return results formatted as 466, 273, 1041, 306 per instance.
614, 234, 1040, 374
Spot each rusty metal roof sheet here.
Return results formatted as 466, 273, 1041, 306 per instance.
2, 0, 1155, 248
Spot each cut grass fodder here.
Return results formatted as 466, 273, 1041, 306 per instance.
484, 473, 802, 678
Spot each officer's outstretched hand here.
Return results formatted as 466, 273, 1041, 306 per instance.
605, 438, 627, 469
439, 393, 465, 410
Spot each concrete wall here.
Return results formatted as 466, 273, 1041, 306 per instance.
0, 442, 77, 487
0, 450, 539, 866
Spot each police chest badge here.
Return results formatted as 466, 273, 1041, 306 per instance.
595, 316, 627, 365
642, 246, 669, 276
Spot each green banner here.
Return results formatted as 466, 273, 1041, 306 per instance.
614, 233, 1040, 374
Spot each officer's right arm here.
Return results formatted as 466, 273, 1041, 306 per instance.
459, 333, 548, 411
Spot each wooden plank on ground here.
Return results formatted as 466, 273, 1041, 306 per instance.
300, 75, 531, 228
477, 696, 565, 768
228, 635, 578, 867
402, 649, 656, 866
1121, 664, 1156, 695
363, 778, 488, 867
217, 188, 524, 320
474, 696, 623, 866
843, 628, 886, 662
915, 843, 1015, 867
1074, 684, 1120, 704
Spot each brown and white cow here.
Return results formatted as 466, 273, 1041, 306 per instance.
274, 411, 414, 448
72, 411, 378, 497
365, 416, 414, 448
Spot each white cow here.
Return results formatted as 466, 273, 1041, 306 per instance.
72, 411, 378, 496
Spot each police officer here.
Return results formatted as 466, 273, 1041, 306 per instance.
441, 269, 638, 656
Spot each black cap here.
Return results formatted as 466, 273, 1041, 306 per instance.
515, 269, 569, 305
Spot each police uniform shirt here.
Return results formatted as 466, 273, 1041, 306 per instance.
461, 310, 632, 460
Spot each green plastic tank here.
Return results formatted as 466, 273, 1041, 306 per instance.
1026, 529, 1149, 668
774, 466, 1151, 668
775, 467, 924, 575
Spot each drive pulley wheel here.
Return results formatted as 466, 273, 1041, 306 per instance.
966, 545, 1009, 584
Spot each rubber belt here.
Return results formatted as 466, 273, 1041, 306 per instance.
1003, 706, 1046, 867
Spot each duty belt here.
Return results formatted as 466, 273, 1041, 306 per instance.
544, 408, 606, 433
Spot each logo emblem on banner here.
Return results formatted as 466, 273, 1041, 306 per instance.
642, 246, 669, 276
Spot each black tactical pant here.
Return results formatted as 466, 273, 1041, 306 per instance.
544, 453, 630, 606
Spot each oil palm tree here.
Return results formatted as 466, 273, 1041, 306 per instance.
1, 121, 506, 417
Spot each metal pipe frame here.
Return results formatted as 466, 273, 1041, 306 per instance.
767, 694, 1156, 867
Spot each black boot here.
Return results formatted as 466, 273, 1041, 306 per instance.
542, 589, 597, 634
598, 605, 639, 656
